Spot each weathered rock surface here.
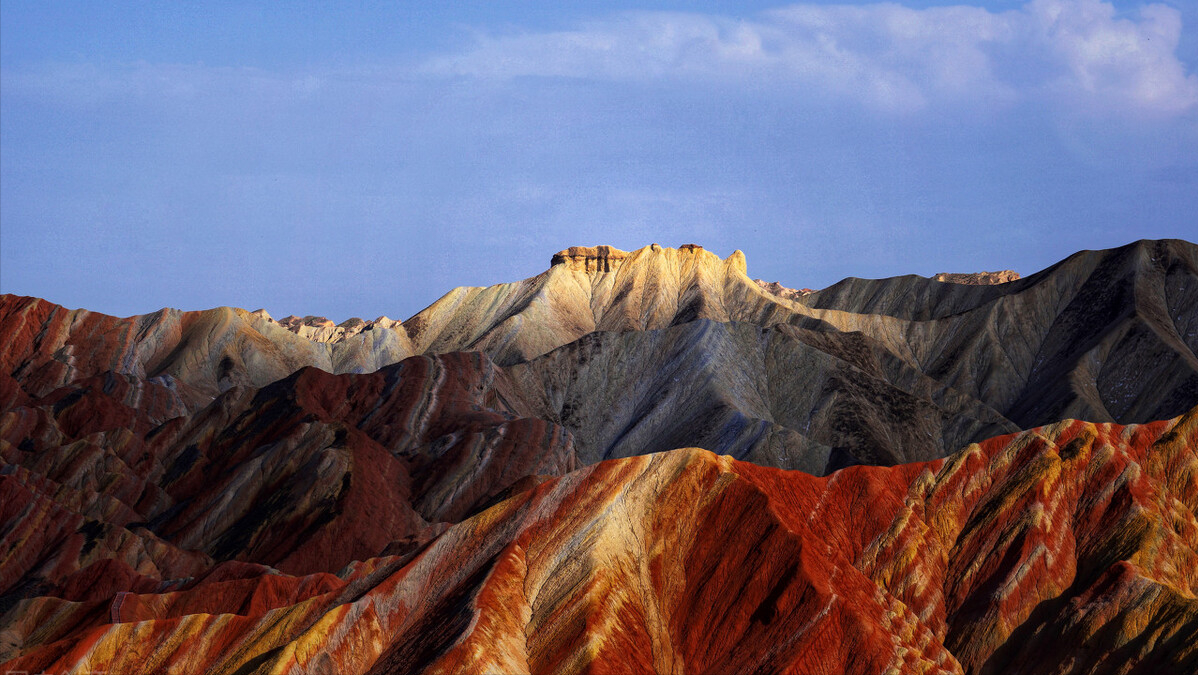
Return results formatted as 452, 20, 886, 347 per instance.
4, 407, 1195, 674
0, 297, 415, 404
755, 278, 817, 299
932, 270, 1021, 285
272, 313, 405, 344
0, 352, 574, 613
2, 240, 1197, 673
507, 319, 1016, 472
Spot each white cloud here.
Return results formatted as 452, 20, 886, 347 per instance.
425, 0, 1198, 116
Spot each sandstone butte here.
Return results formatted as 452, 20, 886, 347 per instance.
2, 399, 1196, 674
3, 240, 1196, 473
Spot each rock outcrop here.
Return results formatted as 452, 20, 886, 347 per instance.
4, 407, 1194, 674
755, 278, 817, 299
273, 314, 404, 343
932, 270, 1021, 285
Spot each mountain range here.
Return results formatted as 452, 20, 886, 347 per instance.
2, 239, 1196, 673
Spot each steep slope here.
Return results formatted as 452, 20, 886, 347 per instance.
508, 320, 1015, 471
795, 239, 1198, 426
5, 407, 1195, 674
0, 352, 575, 607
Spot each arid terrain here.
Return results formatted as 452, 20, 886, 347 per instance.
2, 239, 1196, 674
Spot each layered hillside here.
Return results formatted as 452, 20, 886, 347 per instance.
4, 403, 1195, 674
4, 240, 1195, 471
0, 352, 573, 606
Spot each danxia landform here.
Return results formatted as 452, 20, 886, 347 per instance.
2, 240, 1196, 673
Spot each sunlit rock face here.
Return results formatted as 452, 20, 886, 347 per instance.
3, 408, 1195, 674
932, 270, 1021, 285
1, 240, 1196, 673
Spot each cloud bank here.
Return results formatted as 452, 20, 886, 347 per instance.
428, 0, 1198, 116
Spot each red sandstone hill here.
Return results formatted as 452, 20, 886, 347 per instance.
1, 323, 1196, 673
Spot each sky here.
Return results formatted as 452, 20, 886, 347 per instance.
2, 0, 1197, 321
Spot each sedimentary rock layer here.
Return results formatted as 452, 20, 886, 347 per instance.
4, 407, 1195, 674
0, 352, 574, 605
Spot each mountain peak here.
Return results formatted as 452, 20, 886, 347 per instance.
550, 245, 630, 271
550, 243, 747, 274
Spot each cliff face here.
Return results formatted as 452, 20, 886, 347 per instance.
4, 404, 1195, 674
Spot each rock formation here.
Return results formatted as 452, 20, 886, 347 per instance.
755, 278, 817, 299
932, 270, 1021, 285
3, 405, 1194, 674
4, 239, 1194, 471
1, 239, 1196, 673
0, 352, 573, 605
272, 313, 405, 343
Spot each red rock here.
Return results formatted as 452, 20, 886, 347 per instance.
6, 408, 1193, 673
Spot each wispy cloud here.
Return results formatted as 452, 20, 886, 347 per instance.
425, 0, 1198, 116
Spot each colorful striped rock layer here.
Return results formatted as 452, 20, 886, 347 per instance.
3, 407, 1196, 674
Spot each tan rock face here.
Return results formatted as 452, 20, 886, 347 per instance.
754, 278, 817, 300
274, 313, 404, 343
932, 270, 1021, 284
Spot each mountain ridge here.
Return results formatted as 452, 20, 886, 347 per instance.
3, 239, 1194, 471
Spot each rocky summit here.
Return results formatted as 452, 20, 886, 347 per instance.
2, 240, 1197, 674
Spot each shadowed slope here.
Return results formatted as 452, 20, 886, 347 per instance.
0, 352, 575, 612
508, 319, 1016, 471
4, 408, 1196, 674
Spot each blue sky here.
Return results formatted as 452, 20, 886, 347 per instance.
2, 1, 1196, 321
